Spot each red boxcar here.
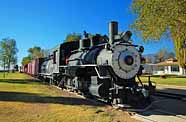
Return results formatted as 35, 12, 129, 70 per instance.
23, 58, 44, 77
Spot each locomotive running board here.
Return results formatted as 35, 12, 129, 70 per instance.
59, 64, 98, 68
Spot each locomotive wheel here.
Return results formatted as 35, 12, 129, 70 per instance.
58, 79, 65, 89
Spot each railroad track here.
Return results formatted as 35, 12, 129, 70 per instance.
154, 91, 186, 101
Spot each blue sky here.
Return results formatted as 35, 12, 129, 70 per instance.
0, 0, 174, 65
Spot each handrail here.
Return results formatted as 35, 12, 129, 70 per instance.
94, 67, 110, 79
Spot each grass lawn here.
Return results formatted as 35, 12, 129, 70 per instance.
0, 72, 33, 79
0, 72, 137, 122
138, 76, 186, 86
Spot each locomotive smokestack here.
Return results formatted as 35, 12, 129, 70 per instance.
109, 21, 118, 44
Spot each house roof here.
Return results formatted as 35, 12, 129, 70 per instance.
154, 58, 179, 66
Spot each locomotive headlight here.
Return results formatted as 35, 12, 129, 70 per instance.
124, 55, 134, 65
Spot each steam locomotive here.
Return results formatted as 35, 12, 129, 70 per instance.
22, 21, 155, 108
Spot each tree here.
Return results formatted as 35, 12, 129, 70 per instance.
28, 46, 44, 59
155, 49, 167, 63
21, 46, 45, 65
155, 49, 175, 63
165, 52, 175, 59
65, 33, 81, 42
145, 57, 152, 63
21, 56, 32, 65
43, 49, 50, 57
131, 0, 186, 68
0, 38, 18, 71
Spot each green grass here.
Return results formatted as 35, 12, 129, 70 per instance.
138, 76, 186, 86
0, 72, 137, 122
0, 72, 33, 79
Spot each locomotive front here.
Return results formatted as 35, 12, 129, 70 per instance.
97, 39, 142, 80
80, 22, 144, 81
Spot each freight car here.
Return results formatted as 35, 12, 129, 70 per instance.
22, 58, 44, 77
23, 21, 155, 108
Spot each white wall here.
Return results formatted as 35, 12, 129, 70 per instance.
0, 65, 15, 71
143, 64, 185, 75
162, 65, 183, 75
152, 65, 185, 75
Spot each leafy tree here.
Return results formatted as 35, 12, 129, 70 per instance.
145, 57, 152, 63
21, 56, 32, 65
131, 0, 186, 68
0, 38, 18, 71
179, 41, 186, 69
155, 49, 175, 63
21, 46, 45, 65
65, 33, 81, 42
165, 52, 175, 59
155, 49, 167, 63
43, 49, 50, 57
28, 46, 44, 59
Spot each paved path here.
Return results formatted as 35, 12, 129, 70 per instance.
132, 97, 186, 122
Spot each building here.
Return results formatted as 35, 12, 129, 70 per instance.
0, 64, 15, 72
143, 58, 186, 75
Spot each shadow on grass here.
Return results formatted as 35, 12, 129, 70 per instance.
0, 91, 104, 106
0, 79, 42, 84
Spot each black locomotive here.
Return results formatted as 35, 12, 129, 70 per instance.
24, 21, 155, 108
